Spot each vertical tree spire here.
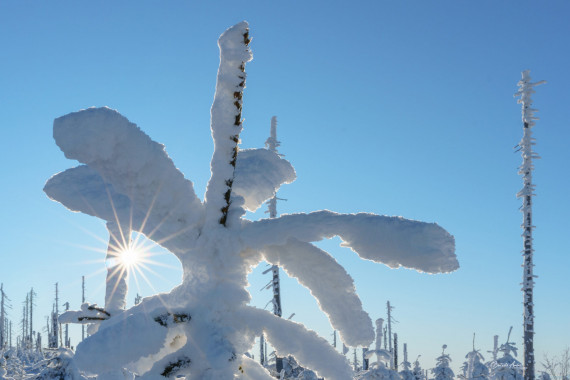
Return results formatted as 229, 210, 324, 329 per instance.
204, 21, 252, 227
259, 333, 265, 366
265, 116, 282, 317
333, 330, 337, 348
375, 318, 385, 366
51, 282, 59, 348
387, 300, 396, 369
394, 332, 399, 370
0, 284, 8, 349
29, 287, 36, 350
265, 116, 284, 373
24, 293, 29, 347
64, 301, 70, 347
514, 70, 545, 380
82, 275, 85, 341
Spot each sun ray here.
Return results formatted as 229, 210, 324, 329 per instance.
135, 262, 171, 282
130, 264, 172, 311
105, 185, 130, 250
130, 180, 164, 248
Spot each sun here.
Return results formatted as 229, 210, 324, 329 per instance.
118, 246, 141, 268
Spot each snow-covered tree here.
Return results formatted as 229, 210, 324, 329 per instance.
400, 343, 416, 380
0, 355, 8, 379
45, 22, 458, 379
48, 283, 59, 349
538, 372, 552, 380
28, 288, 36, 351
541, 347, 570, 380
81, 275, 86, 342
514, 70, 545, 380
432, 345, 455, 380
490, 336, 500, 362
465, 345, 488, 380
296, 368, 319, 380
0, 284, 9, 350
355, 364, 402, 380
262, 115, 285, 374
490, 330, 523, 380
386, 302, 395, 369
265, 355, 318, 379
414, 356, 426, 380
357, 319, 401, 380
36, 348, 89, 380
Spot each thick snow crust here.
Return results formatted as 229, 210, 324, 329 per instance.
242, 211, 458, 274
262, 238, 373, 347
46, 21, 457, 380
49, 107, 204, 257
233, 148, 296, 212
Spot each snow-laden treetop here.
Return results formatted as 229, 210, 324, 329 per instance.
45, 21, 458, 380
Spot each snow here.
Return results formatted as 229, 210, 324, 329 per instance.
262, 238, 372, 347
59, 302, 110, 325
365, 318, 392, 369
242, 211, 458, 274
490, 341, 523, 380
104, 221, 130, 314
463, 347, 489, 380
44, 21, 457, 379
432, 348, 455, 380
43, 164, 133, 222
239, 356, 275, 380
204, 21, 252, 228
48, 106, 204, 257
239, 306, 354, 380
233, 148, 296, 212
36, 348, 88, 380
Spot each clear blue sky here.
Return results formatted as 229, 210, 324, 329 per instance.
1, 0, 568, 374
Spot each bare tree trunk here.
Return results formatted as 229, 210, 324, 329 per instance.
0, 284, 5, 348
266, 116, 284, 374
394, 333, 399, 370
29, 288, 36, 350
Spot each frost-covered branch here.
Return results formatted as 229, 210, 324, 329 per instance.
45, 108, 204, 256
262, 238, 373, 347
240, 306, 354, 380
59, 303, 110, 324
240, 356, 276, 380
242, 211, 458, 274
233, 148, 295, 212
72, 309, 176, 375
204, 21, 252, 227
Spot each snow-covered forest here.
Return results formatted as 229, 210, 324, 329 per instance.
1, 2, 570, 379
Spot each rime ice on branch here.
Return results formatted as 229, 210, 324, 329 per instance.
45, 22, 457, 379
514, 70, 545, 380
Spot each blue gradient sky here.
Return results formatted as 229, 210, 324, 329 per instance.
1, 0, 568, 374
